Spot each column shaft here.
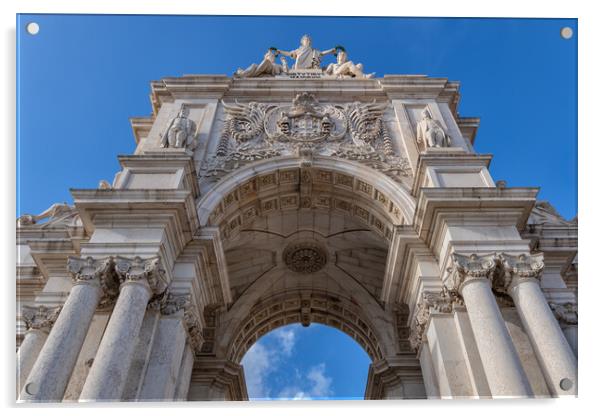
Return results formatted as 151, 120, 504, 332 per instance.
138, 316, 187, 400
174, 344, 194, 401
19, 283, 102, 401
461, 279, 533, 397
17, 329, 48, 394
79, 281, 152, 401
509, 279, 577, 395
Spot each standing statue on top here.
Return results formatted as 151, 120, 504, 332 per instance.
276, 34, 336, 70
160, 107, 198, 150
416, 108, 451, 148
233, 35, 374, 79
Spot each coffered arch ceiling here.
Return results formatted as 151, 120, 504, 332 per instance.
199, 157, 415, 361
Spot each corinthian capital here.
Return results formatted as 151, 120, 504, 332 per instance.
549, 302, 578, 325
67, 256, 113, 284
499, 253, 544, 287
115, 256, 168, 294
409, 288, 460, 351
21, 305, 62, 332
447, 253, 498, 292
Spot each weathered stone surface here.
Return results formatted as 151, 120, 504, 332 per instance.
15, 36, 577, 402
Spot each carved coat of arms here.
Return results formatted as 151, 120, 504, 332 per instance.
201, 93, 411, 183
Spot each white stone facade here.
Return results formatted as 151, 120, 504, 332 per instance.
16, 40, 577, 401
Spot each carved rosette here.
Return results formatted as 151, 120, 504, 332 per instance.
447, 253, 498, 294
21, 305, 62, 333
282, 242, 328, 274
114, 256, 168, 295
549, 302, 578, 326
409, 288, 461, 351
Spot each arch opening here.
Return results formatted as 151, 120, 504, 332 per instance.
240, 322, 372, 400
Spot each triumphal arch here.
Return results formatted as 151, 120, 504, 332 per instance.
16, 36, 578, 401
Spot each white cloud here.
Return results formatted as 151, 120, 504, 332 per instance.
241, 325, 300, 399
274, 327, 297, 356
241, 342, 271, 399
276, 362, 333, 400
307, 363, 333, 397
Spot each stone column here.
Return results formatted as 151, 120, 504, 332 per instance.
174, 344, 195, 400
19, 257, 114, 402
17, 305, 61, 394
549, 302, 578, 357
138, 293, 200, 401
79, 256, 167, 401
450, 253, 533, 397
501, 254, 578, 396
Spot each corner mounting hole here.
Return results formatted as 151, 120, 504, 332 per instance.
26, 22, 40, 35
560, 27, 573, 39
559, 378, 573, 391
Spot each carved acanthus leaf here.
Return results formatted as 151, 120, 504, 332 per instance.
21, 305, 62, 332
446, 253, 498, 293
409, 288, 462, 351
549, 302, 578, 325
114, 256, 168, 294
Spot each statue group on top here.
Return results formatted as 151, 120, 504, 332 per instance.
235, 35, 374, 79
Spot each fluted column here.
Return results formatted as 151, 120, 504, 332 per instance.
501, 253, 577, 396
19, 257, 114, 402
79, 256, 167, 401
17, 305, 61, 394
450, 253, 533, 397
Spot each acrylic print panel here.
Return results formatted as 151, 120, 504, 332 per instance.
16, 14, 577, 402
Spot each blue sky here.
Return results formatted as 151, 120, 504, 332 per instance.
241, 324, 370, 400
16, 15, 577, 400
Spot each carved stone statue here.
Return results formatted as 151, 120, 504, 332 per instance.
160, 107, 197, 150
325, 50, 374, 79
416, 109, 451, 148
277, 34, 336, 70
234, 48, 284, 78
17, 202, 73, 226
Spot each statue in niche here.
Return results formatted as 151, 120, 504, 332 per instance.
325, 49, 374, 79
416, 108, 451, 148
277, 34, 336, 70
234, 48, 285, 78
160, 107, 198, 150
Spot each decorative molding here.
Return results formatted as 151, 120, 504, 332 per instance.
21, 305, 62, 333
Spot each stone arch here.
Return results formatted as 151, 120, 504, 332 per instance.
227, 290, 385, 364
196, 155, 417, 236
